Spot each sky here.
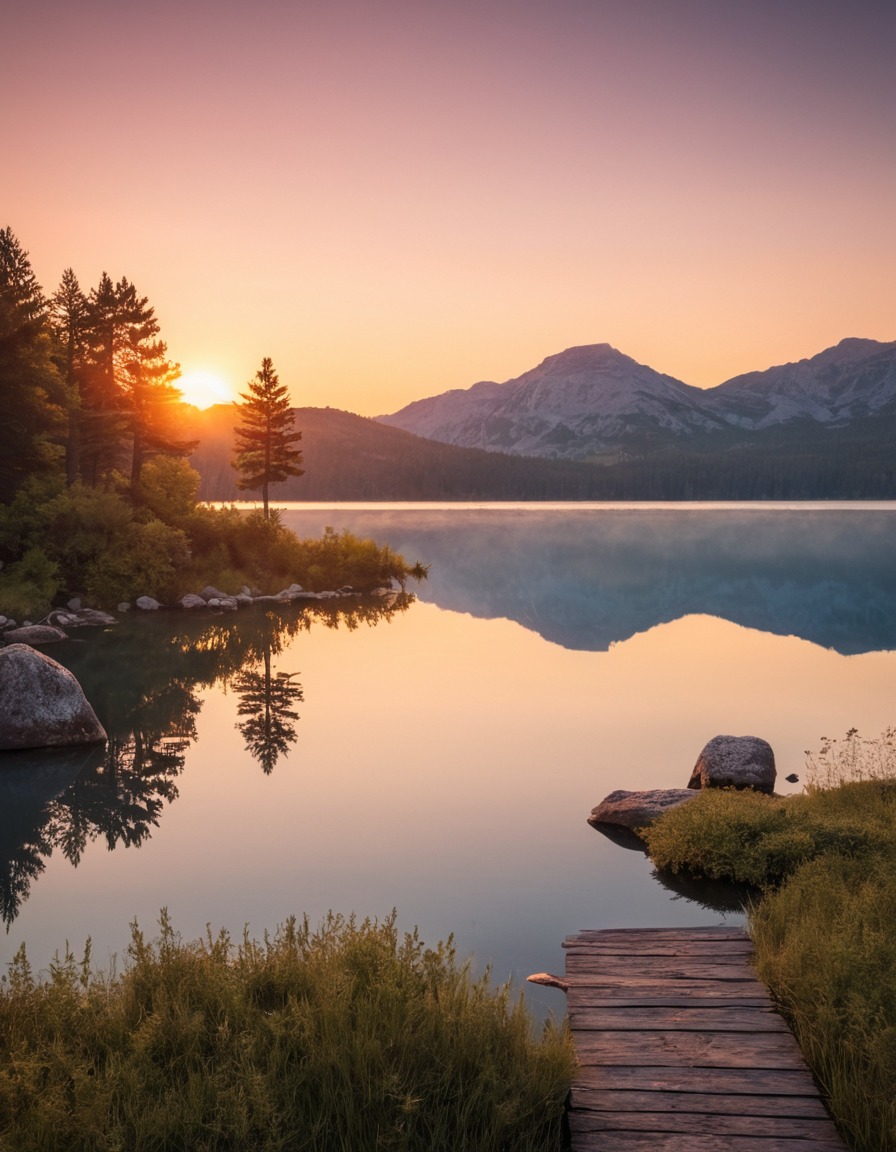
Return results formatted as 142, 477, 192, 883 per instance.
5, 0, 894, 413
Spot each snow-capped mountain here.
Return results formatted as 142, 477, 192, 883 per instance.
378, 338, 896, 460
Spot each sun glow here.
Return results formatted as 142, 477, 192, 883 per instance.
177, 369, 235, 409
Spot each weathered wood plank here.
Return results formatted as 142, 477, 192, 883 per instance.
570, 1110, 841, 1138
569, 993, 774, 1008
565, 1122, 846, 1152
570, 1087, 830, 1118
571, 1064, 821, 1096
574, 1030, 803, 1067
569, 1005, 791, 1032
565, 959, 759, 980
565, 975, 771, 995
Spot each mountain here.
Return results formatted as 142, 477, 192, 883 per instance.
378, 338, 896, 462
183, 404, 627, 501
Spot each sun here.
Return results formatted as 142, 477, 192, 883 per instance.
177, 369, 235, 409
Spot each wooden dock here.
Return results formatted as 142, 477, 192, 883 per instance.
531, 926, 846, 1151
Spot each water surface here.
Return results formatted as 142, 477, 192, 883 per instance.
2, 504, 894, 1016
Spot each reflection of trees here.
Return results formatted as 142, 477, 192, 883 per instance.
0, 593, 414, 924
233, 647, 303, 774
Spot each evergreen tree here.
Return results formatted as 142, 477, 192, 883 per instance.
0, 227, 64, 498
81, 274, 193, 489
233, 648, 303, 775
50, 269, 90, 485
232, 357, 303, 519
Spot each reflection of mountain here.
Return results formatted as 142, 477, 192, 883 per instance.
0, 596, 413, 923
282, 509, 896, 655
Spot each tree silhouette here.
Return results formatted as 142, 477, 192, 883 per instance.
232, 357, 303, 519
233, 646, 303, 774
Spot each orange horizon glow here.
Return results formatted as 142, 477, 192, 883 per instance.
5, 1, 894, 417
177, 369, 237, 410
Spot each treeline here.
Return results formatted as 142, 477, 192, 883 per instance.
0, 228, 191, 501
187, 404, 896, 502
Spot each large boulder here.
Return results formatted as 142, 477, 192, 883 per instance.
687, 735, 776, 794
0, 644, 107, 750
588, 788, 699, 833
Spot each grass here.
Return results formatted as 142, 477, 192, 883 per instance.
641, 729, 896, 1152
0, 910, 575, 1152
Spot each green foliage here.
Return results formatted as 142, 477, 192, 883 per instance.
0, 911, 574, 1152
643, 732, 896, 1152
0, 546, 61, 618
84, 519, 190, 606
137, 456, 201, 526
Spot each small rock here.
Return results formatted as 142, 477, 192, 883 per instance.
2, 618, 18, 630
0, 644, 107, 750
135, 596, 161, 611
3, 625, 69, 646
207, 597, 221, 608
73, 608, 117, 626
287, 583, 303, 593
687, 735, 776, 795
117, 603, 131, 612
235, 593, 253, 607
200, 585, 227, 602
337, 586, 353, 594
218, 596, 238, 611
67, 597, 82, 611
588, 788, 699, 833
179, 593, 207, 609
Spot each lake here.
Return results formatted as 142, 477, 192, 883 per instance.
2, 503, 895, 1018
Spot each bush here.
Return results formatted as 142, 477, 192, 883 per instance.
0, 911, 574, 1152
0, 546, 61, 618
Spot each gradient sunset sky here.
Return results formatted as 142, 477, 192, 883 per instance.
6, 0, 894, 413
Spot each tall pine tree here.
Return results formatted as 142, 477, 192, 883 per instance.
232, 357, 303, 518
0, 227, 64, 498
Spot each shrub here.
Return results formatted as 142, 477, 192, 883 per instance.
0, 911, 575, 1152
0, 546, 61, 618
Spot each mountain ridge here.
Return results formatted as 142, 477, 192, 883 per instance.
377, 337, 896, 461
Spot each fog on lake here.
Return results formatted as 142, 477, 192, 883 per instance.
1, 504, 894, 1015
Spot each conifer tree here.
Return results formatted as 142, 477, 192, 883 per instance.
232, 357, 303, 519
0, 227, 63, 497
50, 268, 90, 485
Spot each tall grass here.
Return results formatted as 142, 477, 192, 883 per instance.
0, 911, 574, 1152
641, 731, 896, 1152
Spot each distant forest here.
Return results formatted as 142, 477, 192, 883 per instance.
186, 404, 896, 502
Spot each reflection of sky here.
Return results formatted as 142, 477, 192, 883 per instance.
2, 592, 894, 1018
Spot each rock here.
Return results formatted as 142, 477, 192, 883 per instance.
3, 625, 69, 646
207, 597, 221, 607
235, 593, 253, 607
1, 619, 17, 630
200, 585, 227, 601
135, 596, 161, 611
67, 597, 82, 611
687, 735, 776, 795
72, 608, 117, 626
291, 591, 322, 600
179, 593, 207, 609
0, 644, 107, 750
588, 788, 699, 833
117, 602, 131, 612
337, 586, 354, 594
217, 596, 238, 611
46, 611, 81, 627
0, 616, 7, 627
287, 583, 303, 593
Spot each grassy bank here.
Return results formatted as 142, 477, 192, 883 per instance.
0, 911, 575, 1152
642, 729, 896, 1152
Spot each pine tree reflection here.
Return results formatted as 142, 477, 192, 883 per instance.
0, 593, 414, 924
233, 646, 303, 774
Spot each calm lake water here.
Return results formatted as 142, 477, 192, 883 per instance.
2, 503, 895, 1017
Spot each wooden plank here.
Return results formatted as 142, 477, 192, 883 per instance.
571, 1110, 841, 1138
565, 959, 759, 980
569, 1005, 791, 1032
566, 1121, 846, 1152
571, 1065, 821, 1096
570, 1087, 830, 1118
569, 993, 774, 1008
574, 1030, 803, 1068
565, 976, 771, 996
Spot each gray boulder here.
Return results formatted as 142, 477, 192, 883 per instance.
0, 644, 107, 750
3, 625, 68, 646
687, 735, 776, 795
179, 593, 207, 609
588, 788, 699, 833
135, 596, 161, 611
67, 597, 82, 611
200, 585, 227, 601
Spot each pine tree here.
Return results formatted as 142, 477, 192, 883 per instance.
0, 227, 64, 497
50, 268, 90, 485
232, 357, 303, 519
